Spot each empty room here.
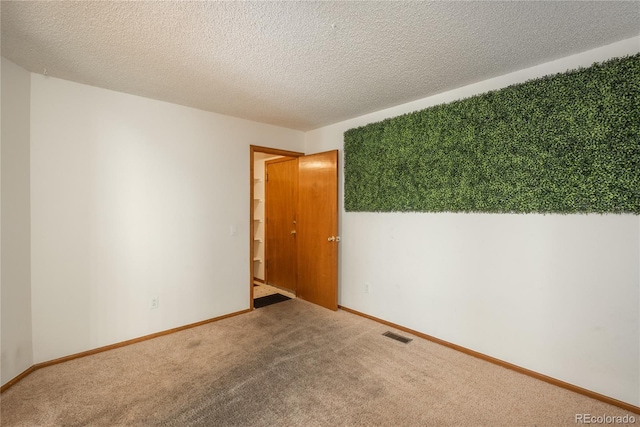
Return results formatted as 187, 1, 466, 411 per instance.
1, 1, 639, 426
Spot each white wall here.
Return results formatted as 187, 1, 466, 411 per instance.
305, 37, 640, 406
30, 75, 304, 363
1, 58, 34, 386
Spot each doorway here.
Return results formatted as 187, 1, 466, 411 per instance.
249, 146, 339, 311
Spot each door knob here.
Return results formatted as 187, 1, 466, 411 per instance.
291, 230, 297, 235
328, 236, 335, 242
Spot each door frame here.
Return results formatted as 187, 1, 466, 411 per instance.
250, 145, 304, 309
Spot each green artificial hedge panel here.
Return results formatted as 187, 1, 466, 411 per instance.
344, 54, 640, 213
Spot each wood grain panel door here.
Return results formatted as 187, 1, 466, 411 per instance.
265, 158, 298, 293
297, 150, 339, 311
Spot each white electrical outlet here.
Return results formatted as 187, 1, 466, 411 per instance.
150, 297, 159, 310
365, 282, 370, 294
230, 225, 238, 236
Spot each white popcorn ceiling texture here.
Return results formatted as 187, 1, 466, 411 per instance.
2, 1, 639, 131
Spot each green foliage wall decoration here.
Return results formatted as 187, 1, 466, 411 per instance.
344, 54, 640, 214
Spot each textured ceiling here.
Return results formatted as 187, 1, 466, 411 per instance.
2, 1, 639, 131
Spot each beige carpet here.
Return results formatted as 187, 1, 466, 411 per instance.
0, 299, 636, 426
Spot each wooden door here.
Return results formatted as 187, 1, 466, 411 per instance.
297, 150, 339, 310
265, 158, 298, 293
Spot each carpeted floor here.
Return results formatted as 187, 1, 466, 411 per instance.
0, 299, 636, 426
